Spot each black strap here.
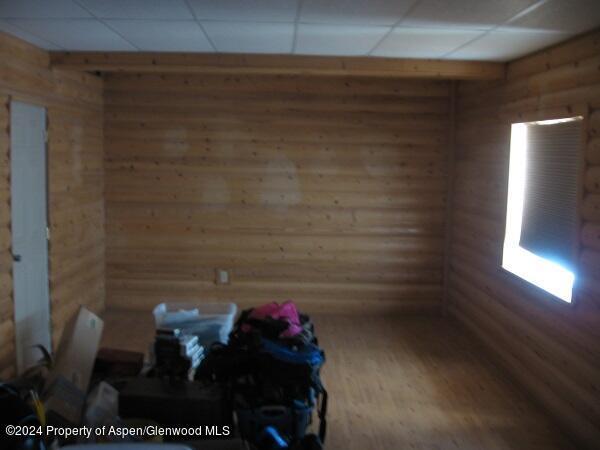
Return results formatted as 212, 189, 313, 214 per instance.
317, 388, 328, 443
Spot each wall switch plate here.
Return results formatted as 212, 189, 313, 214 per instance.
215, 269, 230, 285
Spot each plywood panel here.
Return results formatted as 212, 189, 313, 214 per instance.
104, 73, 450, 313
450, 29, 600, 449
0, 31, 105, 375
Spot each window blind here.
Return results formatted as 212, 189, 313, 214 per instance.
519, 118, 582, 272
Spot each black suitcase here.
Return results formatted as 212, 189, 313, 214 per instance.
117, 377, 230, 428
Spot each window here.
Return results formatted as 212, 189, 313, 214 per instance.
503, 117, 583, 303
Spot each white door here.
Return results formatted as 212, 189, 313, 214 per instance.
10, 101, 51, 374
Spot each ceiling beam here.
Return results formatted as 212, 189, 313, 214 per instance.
50, 52, 506, 80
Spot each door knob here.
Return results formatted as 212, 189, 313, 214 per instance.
12, 254, 21, 262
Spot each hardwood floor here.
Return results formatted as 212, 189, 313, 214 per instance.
101, 310, 575, 449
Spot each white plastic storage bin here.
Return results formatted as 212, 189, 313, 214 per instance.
153, 302, 237, 350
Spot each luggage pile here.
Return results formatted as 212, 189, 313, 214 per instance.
0, 302, 326, 450
197, 301, 328, 450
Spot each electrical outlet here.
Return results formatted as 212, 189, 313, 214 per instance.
215, 269, 230, 285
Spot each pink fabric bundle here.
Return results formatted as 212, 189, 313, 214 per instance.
243, 301, 303, 337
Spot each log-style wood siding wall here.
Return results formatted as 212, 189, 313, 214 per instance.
0, 32, 105, 378
104, 74, 451, 313
448, 30, 600, 448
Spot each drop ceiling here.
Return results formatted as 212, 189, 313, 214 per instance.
0, 0, 599, 61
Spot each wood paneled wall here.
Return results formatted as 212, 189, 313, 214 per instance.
448, 30, 600, 448
104, 74, 451, 313
0, 94, 11, 378
0, 32, 105, 378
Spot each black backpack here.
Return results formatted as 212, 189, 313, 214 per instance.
197, 308, 328, 445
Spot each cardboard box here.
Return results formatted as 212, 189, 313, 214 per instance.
47, 306, 103, 392
94, 348, 144, 378
44, 306, 103, 424
44, 375, 86, 425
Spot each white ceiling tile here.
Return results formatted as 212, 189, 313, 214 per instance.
0, 0, 91, 19
295, 24, 388, 56
300, 0, 416, 26
105, 20, 213, 51
7, 19, 136, 51
448, 28, 570, 61
189, 0, 298, 22
77, 0, 194, 20
509, 0, 600, 34
0, 0, 591, 59
202, 21, 294, 53
402, 0, 538, 30
0, 19, 62, 49
373, 27, 483, 58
